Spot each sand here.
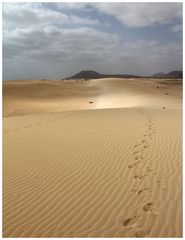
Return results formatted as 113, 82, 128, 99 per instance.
3, 78, 182, 237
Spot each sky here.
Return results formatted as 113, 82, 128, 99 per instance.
3, 2, 183, 80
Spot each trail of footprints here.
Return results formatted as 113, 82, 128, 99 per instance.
3, 112, 82, 135
4, 108, 167, 237
122, 109, 165, 237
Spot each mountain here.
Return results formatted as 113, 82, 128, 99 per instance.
64, 70, 141, 80
152, 71, 182, 79
164, 71, 182, 79
152, 72, 165, 78
64, 70, 183, 80
66, 70, 102, 80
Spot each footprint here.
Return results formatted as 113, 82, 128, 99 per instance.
123, 216, 139, 227
128, 161, 141, 169
137, 188, 150, 195
138, 176, 146, 180
128, 164, 133, 169
131, 186, 139, 193
134, 174, 147, 180
134, 156, 144, 161
135, 228, 151, 237
146, 167, 153, 172
143, 202, 153, 212
133, 151, 139, 154
128, 163, 136, 169
134, 144, 140, 147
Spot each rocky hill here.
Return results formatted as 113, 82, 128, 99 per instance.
152, 71, 182, 79
64, 70, 183, 80
64, 70, 141, 80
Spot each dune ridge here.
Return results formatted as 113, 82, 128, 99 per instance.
3, 78, 182, 237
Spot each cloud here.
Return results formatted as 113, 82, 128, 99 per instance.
3, 23, 182, 79
55, 3, 92, 11
3, 26, 120, 60
93, 3, 182, 27
116, 40, 182, 75
3, 25, 122, 78
170, 24, 182, 33
2, 2, 182, 79
3, 3, 99, 30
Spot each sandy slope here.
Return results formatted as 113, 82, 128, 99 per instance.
3, 78, 182, 237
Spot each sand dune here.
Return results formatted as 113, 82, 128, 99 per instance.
3, 78, 181, 117
3, 78, 182, 237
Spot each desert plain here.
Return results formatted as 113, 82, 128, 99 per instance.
3, 78, 182, 237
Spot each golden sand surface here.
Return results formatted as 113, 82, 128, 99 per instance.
3, 78, 182, 237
